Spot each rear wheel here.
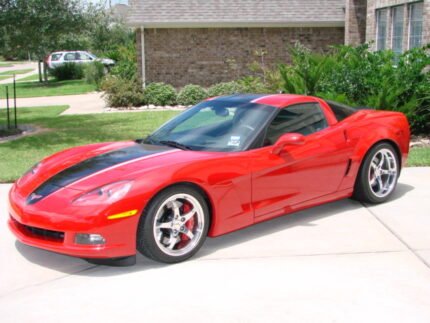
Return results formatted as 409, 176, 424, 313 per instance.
137, 185, 209, 263
354, 143, 399, 204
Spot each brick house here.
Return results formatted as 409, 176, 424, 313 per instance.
126, 0, 429, 87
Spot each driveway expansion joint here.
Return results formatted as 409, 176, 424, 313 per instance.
362, 202, 430, 270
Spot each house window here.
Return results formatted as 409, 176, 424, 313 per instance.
376, 9, 388, 50
392, 6, 404, 54
409, 2, 424, 49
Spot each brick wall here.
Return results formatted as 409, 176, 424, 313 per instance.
346, 0, 368, 45
366, 0, 377, 49
139, 27, 345, 87
366, 0, 430, 51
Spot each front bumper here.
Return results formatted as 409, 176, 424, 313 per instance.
8, 184, 142, 259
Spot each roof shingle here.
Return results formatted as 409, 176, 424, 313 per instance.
126, 0, 345, 27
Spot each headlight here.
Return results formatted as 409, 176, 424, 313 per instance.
73, 180, 133, 206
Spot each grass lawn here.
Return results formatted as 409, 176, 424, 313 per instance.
0, 106, 179, 182
0, 68, 34, 76
0, 79, 97, 98
408, 147, 430, 167
16, 73, 48, 83
0, 62, 13, 67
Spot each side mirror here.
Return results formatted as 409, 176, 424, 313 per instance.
271, 133, 305, 155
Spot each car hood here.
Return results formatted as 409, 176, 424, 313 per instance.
16, 141, 189, 203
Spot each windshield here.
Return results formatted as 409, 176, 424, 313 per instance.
87, 52, 97, 59
145, 100, 276, 152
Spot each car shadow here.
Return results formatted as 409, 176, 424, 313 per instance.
15, 182, 415, 276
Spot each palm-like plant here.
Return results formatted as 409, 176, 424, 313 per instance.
279, 44, 334, 96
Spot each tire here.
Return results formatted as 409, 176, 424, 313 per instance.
137, 185, 209, 263
353, 142, 400, 204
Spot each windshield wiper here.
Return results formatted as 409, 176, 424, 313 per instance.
159, 140, 192, 151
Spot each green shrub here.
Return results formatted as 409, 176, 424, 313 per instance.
109, 44, 137, 80
84, 62, 105, 88
100, 75, 144, 108
276, 43, 430, 134
49, 63, 85, 81
279, 43, 335, 96
319, 44, 396, 102
207, 81, 243, 97
177, 84, 208, 106
237, 76, 268, 93
143, 82, 177, 106
247, 52, 283, 92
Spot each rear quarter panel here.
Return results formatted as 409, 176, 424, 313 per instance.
338, 110, 410, 191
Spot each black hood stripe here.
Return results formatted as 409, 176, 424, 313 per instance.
27, 144, 174, 205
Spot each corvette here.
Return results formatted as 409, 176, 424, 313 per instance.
8, 94, 410, 265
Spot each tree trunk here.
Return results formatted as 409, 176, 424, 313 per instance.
38, 60, 43, 83
43, 61, 48, 82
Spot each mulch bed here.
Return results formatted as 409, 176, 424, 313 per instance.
0, 124, 47, 143
410, 135, 430, 148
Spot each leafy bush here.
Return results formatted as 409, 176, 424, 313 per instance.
207, 81, 243, 97
247, 51, 283, 92
279, 43, 335, 96
109, 43, 137, 80
237, 76, 268, 93
319, 44, 396, 103
49, 63, 85, 81
177, 84, 208, 106
84, 61, 105, 88
276, 43, 430, 134
143, 82, 177, 106
100, 76, 144, 108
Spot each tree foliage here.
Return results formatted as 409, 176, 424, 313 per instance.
0, 0, 134, 59
0, 0, 88, 59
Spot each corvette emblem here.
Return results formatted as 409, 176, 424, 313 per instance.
28, 193, 43, 202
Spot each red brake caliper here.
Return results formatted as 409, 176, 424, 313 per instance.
181, 201, 194, 242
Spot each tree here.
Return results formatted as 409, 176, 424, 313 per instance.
0, 0, 90, 81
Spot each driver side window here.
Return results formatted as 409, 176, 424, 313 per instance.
264, 103, 328, 145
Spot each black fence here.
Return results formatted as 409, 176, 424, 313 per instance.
2, 75, 18, 130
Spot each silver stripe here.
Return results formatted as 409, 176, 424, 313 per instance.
71, 149, 180, 186
251, 95, 277, 103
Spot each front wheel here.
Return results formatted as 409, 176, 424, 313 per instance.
137, 185, 209, 263
353, 143, 400, 204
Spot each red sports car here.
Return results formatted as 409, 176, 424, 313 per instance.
8, 94, 410, 265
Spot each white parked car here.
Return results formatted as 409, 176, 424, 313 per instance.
45, 51, 115, 69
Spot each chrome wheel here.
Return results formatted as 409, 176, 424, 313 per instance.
153, 193, 205, 257
368, 148, 398, 198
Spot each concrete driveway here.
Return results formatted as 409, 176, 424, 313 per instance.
0, 168, 429, 322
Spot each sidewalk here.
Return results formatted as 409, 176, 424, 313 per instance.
0, 62, 38, 84
0, 167, 429, 322
8, 92, 106, 115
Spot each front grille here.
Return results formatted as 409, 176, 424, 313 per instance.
10, 216, 65, 243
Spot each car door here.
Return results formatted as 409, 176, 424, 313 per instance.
251, 102, 351, 219
78, 52, 93, 64
63, 52, 77, 64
